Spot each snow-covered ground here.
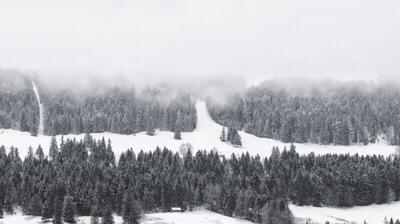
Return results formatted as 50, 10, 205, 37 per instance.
290, 201, 400, 224
31, 81, 44, 136
0, 208, 252, 224
0, 101, 397, 159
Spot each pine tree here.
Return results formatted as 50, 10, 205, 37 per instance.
123, 193, 141, 224
49, 136, 59, 161
63, 195, 76, 223
220, 127, 227, 142
19, 111, 29, 132
90, 206, 99, 224
54, 196, 63, 224
174, 111, 183, 140
0, 181, 4, 219
28, 194, 43, 216
101, 205, 114, 224
42, 197, 54, 221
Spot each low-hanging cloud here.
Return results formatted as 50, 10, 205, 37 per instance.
0, 0, 399, 84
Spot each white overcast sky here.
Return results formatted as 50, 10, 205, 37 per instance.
0, 0, 399, 84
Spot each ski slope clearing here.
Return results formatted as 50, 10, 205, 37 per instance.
31, 81, 44, 136
0, 208, 252, 224
290, 202, 400, 224
0, 101, 397, 159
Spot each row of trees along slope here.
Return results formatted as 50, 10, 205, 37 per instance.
207, 79, 400, 146
0, 71, 197, 136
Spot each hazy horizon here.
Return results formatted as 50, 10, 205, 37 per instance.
1, 0, 400, 85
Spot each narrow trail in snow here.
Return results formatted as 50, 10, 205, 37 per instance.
32, 81, 44, 135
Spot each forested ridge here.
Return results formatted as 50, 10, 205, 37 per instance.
0, 72, 197, 136
1, 136, 400, 223
208, 80, 400, 146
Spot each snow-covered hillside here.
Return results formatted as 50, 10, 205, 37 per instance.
290, 201, 400, 224
0, 101, 397, 159
0, 208, 253, 224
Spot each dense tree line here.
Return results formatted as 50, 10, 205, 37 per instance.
41, 87, 197, 136
0, 73, 39, 136
0, 136, 294, 223
0, 73, 197, 136
2, 137, 400, 223
208, 81, 400, 146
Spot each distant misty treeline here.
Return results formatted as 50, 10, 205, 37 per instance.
0, 73, 197, 136
208, 80, 400, 146
0, 73, 40, 135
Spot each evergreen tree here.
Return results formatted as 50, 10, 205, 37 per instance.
220, 127, 227, 142
0, 181, 4, 219
42, 197, 54, 221
123, 193, 141, 224
101, 205, 114, 224
49, 136, 59, 161
90, 206, 99, 224
174, 111, 183, 140
28, 194, 43, 216
54, 196, 64, 224
63, 195, 76, 223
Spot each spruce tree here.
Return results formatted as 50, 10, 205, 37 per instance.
42, 197, 54, 221
90, 206, 99, 224
63, 195, 76, 223
49, 136, 59, 161
28, 194, 43, 216
54, 196, 63, 224
123, 193, 141, 224
101, 205, 114, 224
174, 111, 183, 140
220, 127, 227, 142
0, 181, 4, 219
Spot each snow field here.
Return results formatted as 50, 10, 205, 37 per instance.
0, 208, 252, 224
290, 201, 400, 224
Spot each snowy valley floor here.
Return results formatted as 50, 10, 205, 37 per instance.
1, 101, 399, 224
290, 201, 400, 223
2, 204, 400, 224
0, 208, 253, 224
